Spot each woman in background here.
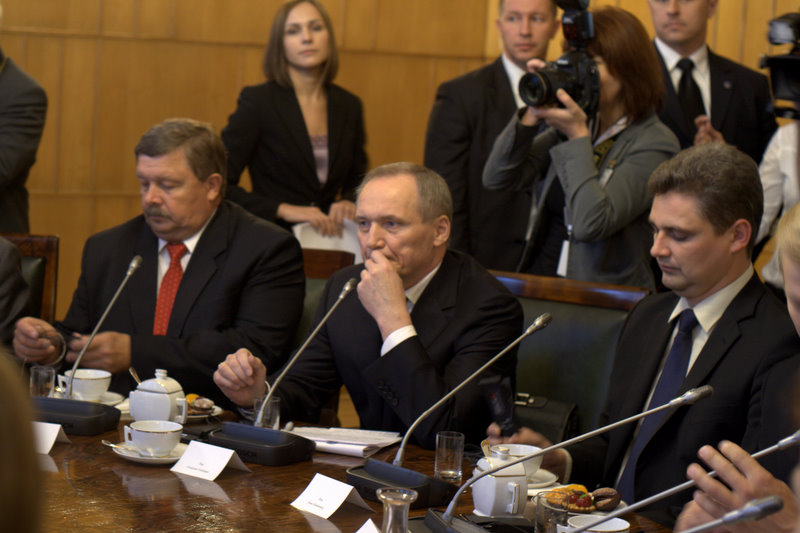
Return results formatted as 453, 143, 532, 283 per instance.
222, 0, 367, 236
483, 6, 679, 290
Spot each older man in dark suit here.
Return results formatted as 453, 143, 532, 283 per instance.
423, 0, 559, 270
12, 119, 304, 404
489, 144, 800, 527
646, 0, 776, 163
215, 163, 523, 448
0, 47, 47, 233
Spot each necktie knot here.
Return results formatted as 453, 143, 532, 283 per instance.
676, 308, 698, 335
677, 58, 695, 74
166, 242, 188, 264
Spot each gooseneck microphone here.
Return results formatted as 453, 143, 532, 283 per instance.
347, 313, 553, 508
67, 255, 143, 399
208, 277, 357, 466
426, 385, 715, 532
254, 278, 357, 426
567, 429, 800, 533
680, 496, 784, 533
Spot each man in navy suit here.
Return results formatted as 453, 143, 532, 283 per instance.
12, 119, 304, 403
423, 0, 559, 270
646, 0, 776, 163
488, 144, 800, 526
215, 163, 523, 448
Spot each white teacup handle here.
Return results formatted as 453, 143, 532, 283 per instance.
124, 425, 133, 445
174, 398, 188, 424
506, 481, 521, 514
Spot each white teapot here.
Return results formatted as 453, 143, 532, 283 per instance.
472, 446, 528, 517
129, 369, 188, 424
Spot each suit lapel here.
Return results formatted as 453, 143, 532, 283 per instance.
489, 58, 518, 118
708, 50, 733, 132
168, 205, 228, 335
129, 222, 159, 334
272, 84, 318, 182
409, 254, 459, 357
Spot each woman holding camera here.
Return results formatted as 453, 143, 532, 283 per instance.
222, 0, 367, 236
483, 6, 679, 290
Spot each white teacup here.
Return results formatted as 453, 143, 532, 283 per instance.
489, 443, 543, 481
124, 420, 182, 457
58, 369, 112, 401
567, 515, 630, 533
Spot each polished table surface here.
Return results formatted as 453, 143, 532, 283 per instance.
41, 419, 672, 532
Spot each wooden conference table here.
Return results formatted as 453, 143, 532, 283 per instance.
40, 419, 672, 532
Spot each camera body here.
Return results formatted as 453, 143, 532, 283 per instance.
760, 12, 800, 119
518, 0, 600, 117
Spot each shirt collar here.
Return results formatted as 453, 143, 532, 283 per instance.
501, 52, 527, 109
669, 265, 754, 334
405, 262, 442, 307
157, 207, 217, 256
654, 37, 709, 78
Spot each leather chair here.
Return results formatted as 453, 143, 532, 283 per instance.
2, 233, 59, 322
492, 271, 649, 433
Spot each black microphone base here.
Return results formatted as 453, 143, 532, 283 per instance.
207, 421, 315, 466
33, 397, 121, 435
418, 509, 492, 533
345, 457, 458, 509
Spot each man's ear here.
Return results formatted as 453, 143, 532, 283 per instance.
205, 173, 223, 201
432, 215, 451, 247
729, 218, 752, 254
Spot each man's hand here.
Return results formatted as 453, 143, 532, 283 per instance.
694, 115, 725, 146
66, 332, 131, 374
357, 250, 412, 339
12, 317, 63, 364
213, 348, 267, 408
486, 422, 568, 480
674, 441, 798, 533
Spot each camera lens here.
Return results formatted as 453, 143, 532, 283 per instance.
519, 72, 552, 107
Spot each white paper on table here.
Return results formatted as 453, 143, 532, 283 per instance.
32, 421, 70, 454
291, 427, 400, 457
170, 441, 251, 480
291, 473, 372, 519
292, 219, 363, 263
356, 519, 381, 533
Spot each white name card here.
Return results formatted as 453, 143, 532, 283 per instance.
32, 421, 70, 454
170, 441, 251, 480
291, 473, 372, 519
356, 519, 381, 533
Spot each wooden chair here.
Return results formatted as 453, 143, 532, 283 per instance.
298, 248, 356, 427
2, 233, 59, 322
491, 270, 649, 433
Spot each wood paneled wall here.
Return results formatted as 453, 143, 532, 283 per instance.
0, 0, 796, 318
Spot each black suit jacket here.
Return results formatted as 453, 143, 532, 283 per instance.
275, 250, 523, 448
569, 274, 800, 525
222, 81, 367, 225
0, 49, 47, 233
656, 45, 776, 163
424, 58, 531, 270
0, 237, 31, 347
57, 201, 305, 404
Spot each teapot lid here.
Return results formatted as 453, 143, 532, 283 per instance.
136, 368, 183, 394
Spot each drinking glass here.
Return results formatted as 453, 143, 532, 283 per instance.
30, 365, 55, 397
434, 430, 464, 483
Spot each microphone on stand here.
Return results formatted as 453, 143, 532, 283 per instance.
34, 255, 143, 435
680, 496, 784, 533
346, 313, 553, 509
67, 255, 143, 398
423, 385, 715, 532
208, 278, 358, 466
566, 429, 800, 533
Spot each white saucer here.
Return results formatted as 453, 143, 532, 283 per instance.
528, 468, 558, 489
187, 405, 223, 421
98, 391, 124, 406
111, 442, 187, 465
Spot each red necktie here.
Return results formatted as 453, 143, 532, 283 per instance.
153, 242, 188, 335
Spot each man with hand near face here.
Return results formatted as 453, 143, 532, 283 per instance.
12, 118, 304, 404
215, 163, 523, 448
646, 0, 776, 163
424, 0, 559, 270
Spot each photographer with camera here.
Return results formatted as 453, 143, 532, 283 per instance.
483, 5, 679, 289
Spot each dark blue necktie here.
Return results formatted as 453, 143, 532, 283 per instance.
677, 58, 705, 134
617, 309, 698, 503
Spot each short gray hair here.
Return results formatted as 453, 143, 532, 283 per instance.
358, 162, 453, 222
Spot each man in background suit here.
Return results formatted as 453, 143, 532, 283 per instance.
12, 119, 304, 404
215, 163, 523, 448
423, 0, 559, 270
489, 144, 800, 527
647, 0, 776, 163
0, 47, 47, 233
0, 236, 30, 347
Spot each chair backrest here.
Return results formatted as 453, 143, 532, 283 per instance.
2, 234, 59, 323
491, 270, 649, 432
